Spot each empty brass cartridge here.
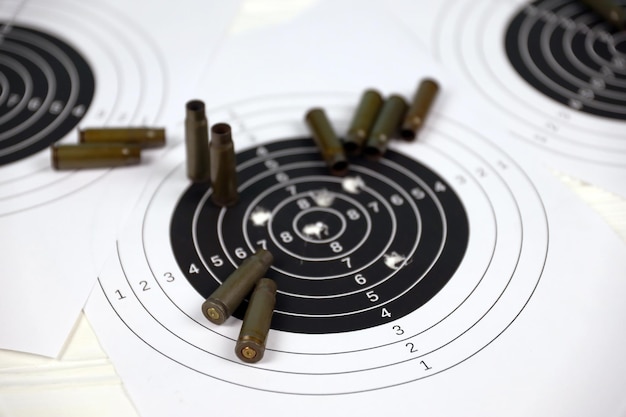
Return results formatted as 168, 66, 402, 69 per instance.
79, 127, 165, 148
579, 0, 626, 30
304, 108, 348, 176
185, 100, 211, 182
235, 278, 277, 363
401, 78, 439, 141
344, 89, 383, 155
202, 249, 274, 324
364, 95, 408, 160
210, 123, 239, 207
51, 143, 141, 170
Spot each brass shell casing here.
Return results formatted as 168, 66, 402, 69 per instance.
79, 127, 165, 148
401, 78, 439, 141
305, 108, 348, 176
235, 278, 277, 363
185, 100, 211, 182
210, 123, 239, 207
202, 249, 274, 324
364, 95, 408, 160
344, 89, 383, 155
51, 143, 141, 170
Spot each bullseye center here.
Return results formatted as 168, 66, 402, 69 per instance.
293, 208, 346, 244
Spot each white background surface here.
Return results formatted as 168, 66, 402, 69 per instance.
1, 1, 625, 416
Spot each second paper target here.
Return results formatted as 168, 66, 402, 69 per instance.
395, 0, 626, 191
0, 0, 168, 215
98, 93, 548, 394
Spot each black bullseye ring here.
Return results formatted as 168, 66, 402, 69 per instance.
170, 138, 469, 334
506, 0, 626, 119
0, 23, 94, 165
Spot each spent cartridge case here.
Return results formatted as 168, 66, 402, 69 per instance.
305, 108, 348, 176
401, 78, 439, 141
202, 249, 274, 324
185, 100, 211, 182
210, 123, 239, 207
364, 95, 408, 160
235, 278, 277, 363
79, 127, 165, 148
344, 89, 383, 155
51, 143, 141, 170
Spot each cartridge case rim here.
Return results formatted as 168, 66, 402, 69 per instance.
330, 159, 349, 176
201, 298, 229, 324
211, 123, 232, 144
235, 339, 265, 363
186, 100, 206, 120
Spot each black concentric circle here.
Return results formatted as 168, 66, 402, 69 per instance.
170, 138, 469, 334
0, 23, 94, 165
506, 0, 626, 119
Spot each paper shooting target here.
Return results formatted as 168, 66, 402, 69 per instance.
95, 93, 548, 394
505, 0, 626, 120
0, 0, 168, 215
396, 0, 626, 193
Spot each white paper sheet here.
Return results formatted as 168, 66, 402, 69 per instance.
384, 0, 626, 198
0, 0, 241, 357
84, 1, 626, 416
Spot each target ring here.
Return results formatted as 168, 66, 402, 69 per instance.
0, 22, 94, 165
505, 0, 626, 119
170, 138, 469, 334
